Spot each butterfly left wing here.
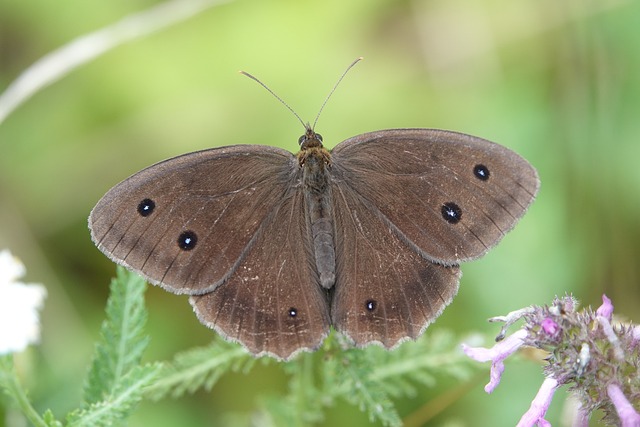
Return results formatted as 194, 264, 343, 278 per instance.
190, 187, 331, 360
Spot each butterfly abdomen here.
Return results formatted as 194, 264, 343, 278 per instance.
303, 149, 336, 290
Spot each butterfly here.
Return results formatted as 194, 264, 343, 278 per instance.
89, 61, 539, 360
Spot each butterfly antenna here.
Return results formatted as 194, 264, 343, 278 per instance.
312, 57, 363, 130
239, 70, 307, 129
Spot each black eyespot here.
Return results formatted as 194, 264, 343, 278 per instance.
288, 307, 298, 318
441, 202, 462, 224
137, 199, 155, 217
473, 164, 490, 181
316, 133, 323, 142
365, 299, 377, 312
177, 231, 198, 250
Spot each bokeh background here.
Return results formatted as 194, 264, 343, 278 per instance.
1, 0, 639, 425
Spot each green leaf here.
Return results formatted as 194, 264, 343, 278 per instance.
261, 353, 325, 426
229, 329, 479, 427
43, 409, 63, 427
144, 339, 254, 401
369, 330, 476, 389
0, 354, 49, 427
336, 350, 402, 427
83, 267, 150, 405
67, 363, 162, 427
72, 267, 159, 426
77, 271, 478, 427
284, 353, 325, 425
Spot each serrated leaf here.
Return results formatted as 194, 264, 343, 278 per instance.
384, 376, 417, 398
309, 330, 482, 426
260, 396, 297, 427
337, 351, 402, 427
144, 340, 252, 401
43, 409, 63, 427
68, 363, 161, 427
83, 268, 150, 405
284, 353, 325, 425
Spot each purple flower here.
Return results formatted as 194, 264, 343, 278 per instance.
607, 383, 640, 427
632, 326, 640, 349
572, 400, 590, 427
462, 294, 640, 426
462, 329, 527, 393
516, 377, 559, 427
596, 295, 624, 361
540, 318, 559, 337
596, 294, 614, 320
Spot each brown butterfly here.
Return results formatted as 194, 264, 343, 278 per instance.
89, 61, 539, 360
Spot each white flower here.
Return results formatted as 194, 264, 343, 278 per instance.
0, 249, 47, 355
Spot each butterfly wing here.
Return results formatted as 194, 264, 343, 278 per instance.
330, 129, 539, 265
89, 145, 299, 295
190, 187, 331, 360
330, 181, 461, 347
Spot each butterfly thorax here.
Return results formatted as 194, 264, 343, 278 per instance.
297, 128, 332, 194
299, 148, 330, 191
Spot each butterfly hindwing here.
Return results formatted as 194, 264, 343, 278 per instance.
190, 187, 331, 359
330, 180, 461, 348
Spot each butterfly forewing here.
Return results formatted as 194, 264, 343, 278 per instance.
190, 187, 331, 359
330, 180, 461, 347
330, 129, 540, 265
89, 145, 297, 294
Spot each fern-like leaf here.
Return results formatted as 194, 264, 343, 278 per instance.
41, 409, 63, 427
286, 353, 326, 424
144, 339, 254, 401
336, 349, 403, 427
83, 267, 151, 405
313, 330, 477, 426
261, 353, 326, 426
369, 330, 476, 392
82, 275, 477, 427
67, 363, 161, 427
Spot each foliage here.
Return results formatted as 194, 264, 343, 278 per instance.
66, 268, 162, 426
141, 271, 477, 426
1, 268, 480, 426
1, 267, 162, 426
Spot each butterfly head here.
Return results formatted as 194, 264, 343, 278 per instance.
298, 125, 324, 150
297, 125, 331, 168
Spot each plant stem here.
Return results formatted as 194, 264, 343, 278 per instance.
0, 355, 48, 427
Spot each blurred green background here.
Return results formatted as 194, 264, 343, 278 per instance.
1, 0, 639, 425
